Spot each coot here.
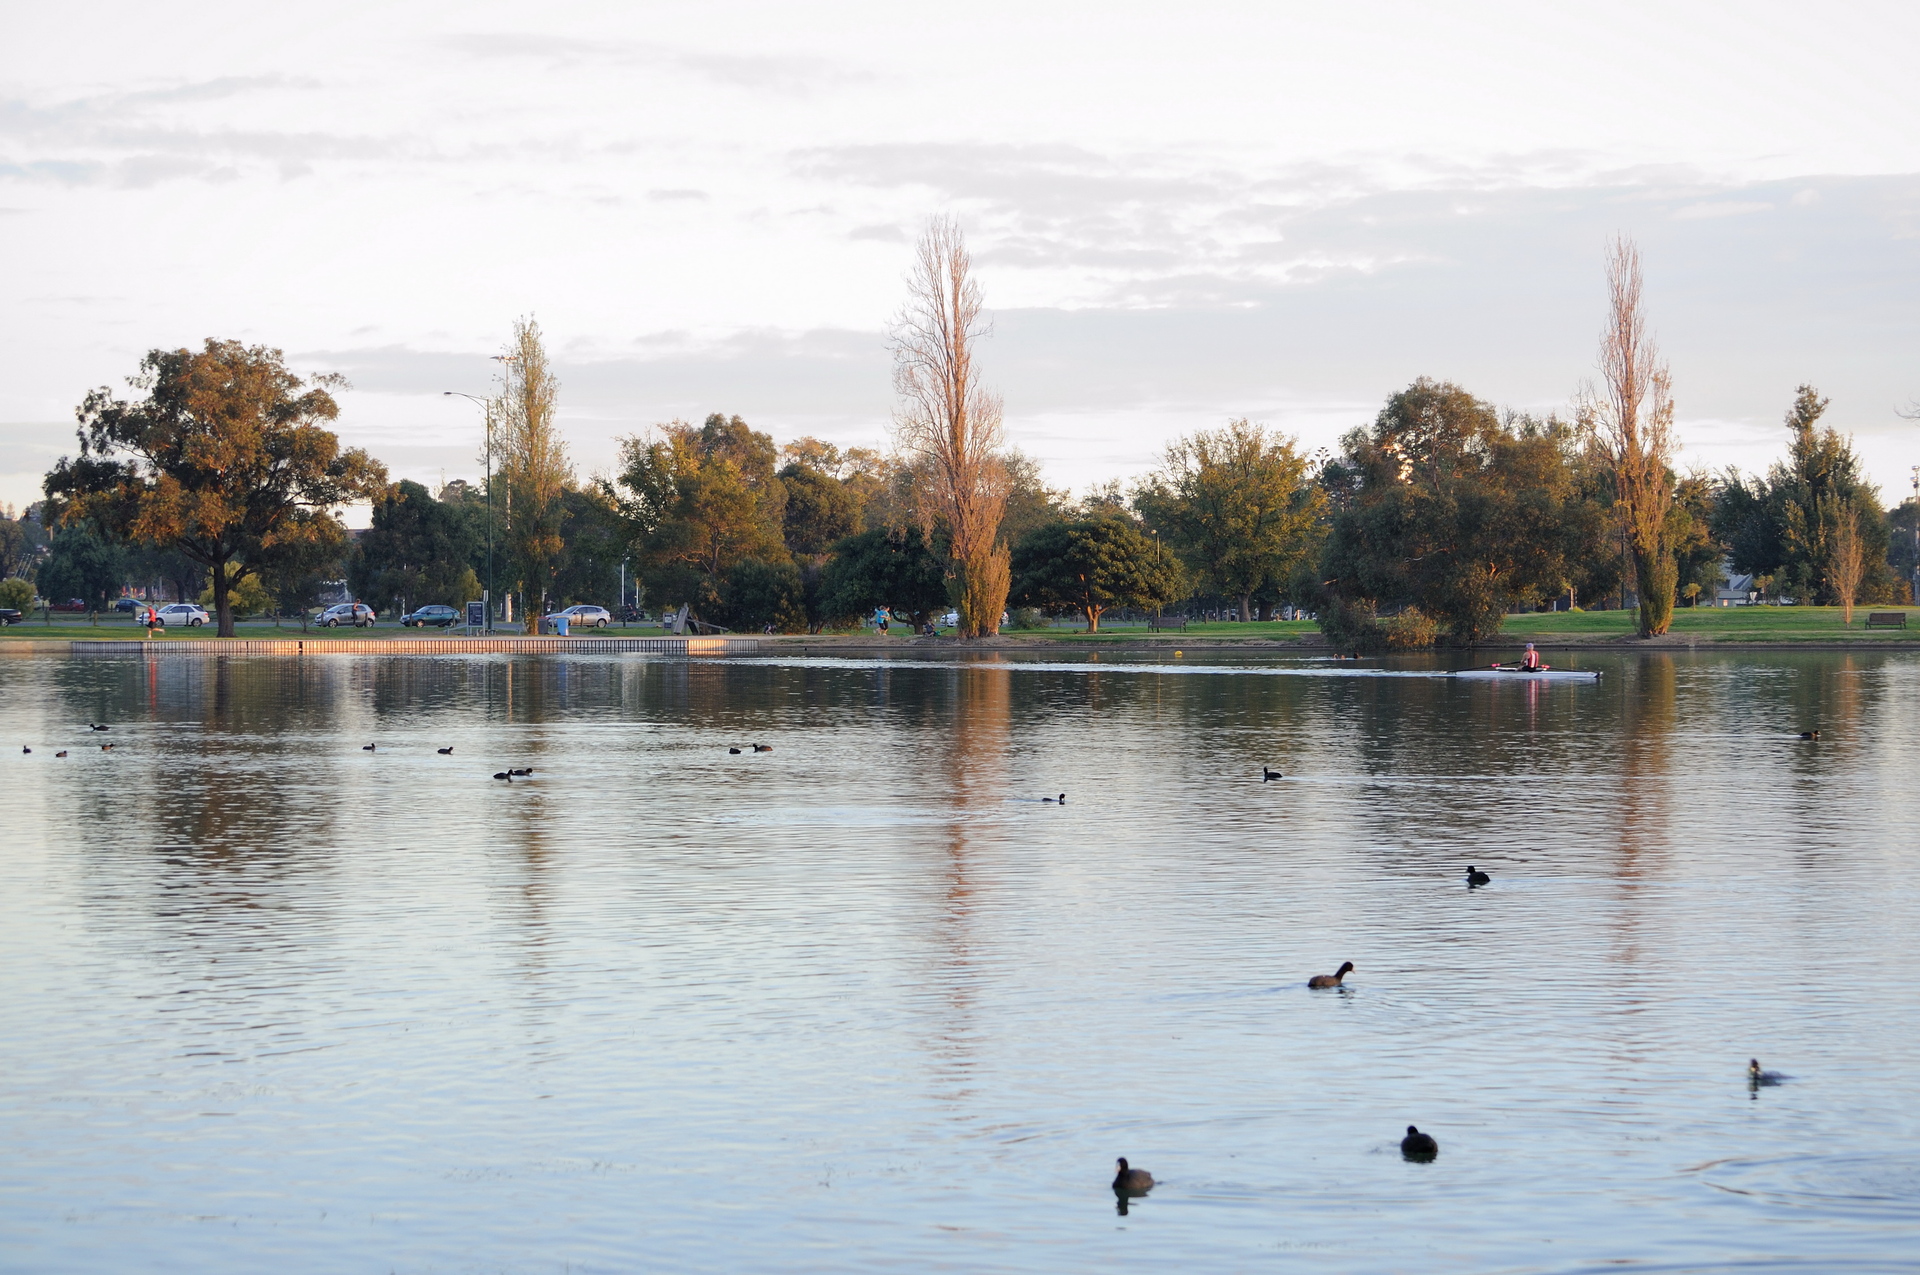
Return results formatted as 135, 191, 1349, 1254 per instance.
1308, 961, 1354, 989
1112, 1157, 1154, 1194
1401, 1126, 1438, 1161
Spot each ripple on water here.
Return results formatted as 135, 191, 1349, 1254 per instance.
1694, 1153, 1920, 1221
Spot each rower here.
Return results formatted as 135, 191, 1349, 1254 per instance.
1521, 642, 1542, 670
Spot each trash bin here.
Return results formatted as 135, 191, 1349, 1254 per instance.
550, 614, 569, 636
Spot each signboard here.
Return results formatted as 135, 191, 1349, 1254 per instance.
466, 600, 486, 630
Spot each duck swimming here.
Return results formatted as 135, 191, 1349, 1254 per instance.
1043, 793, 1066, 803
493, 772, 511, 781
438, 747, 453, 755
1263, 768, 1283, 781
1748, 1059, 1787, 1086
729, 747, 742, 754
752, 744, 773, 752
54, 751, 68, 758
1400, 1126, 1438, 1161
1466, 865, 1490, 886
1307, 960, 1353, 989
362, 744, 376, 752
1112, 1157, 1153, 1194
1799, 730, 1820, 741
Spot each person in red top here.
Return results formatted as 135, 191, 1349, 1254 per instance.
1521, 642, 1541, 670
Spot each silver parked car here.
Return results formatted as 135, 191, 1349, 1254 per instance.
318, 603, 377, 628
553, 604, 612, 629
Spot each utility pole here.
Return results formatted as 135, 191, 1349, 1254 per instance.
491, 354, 518, 628
444, 390, 496, 633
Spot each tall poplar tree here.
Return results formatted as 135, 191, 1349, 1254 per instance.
493, 317, 570, 619
890, 217, 1010, 638
1592, 238, 1679, 637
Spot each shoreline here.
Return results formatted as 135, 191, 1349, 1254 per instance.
3, 632, 1917, 656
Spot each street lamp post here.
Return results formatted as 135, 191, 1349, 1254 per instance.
444, 390, 495, 633
1910, 465, 1919, 605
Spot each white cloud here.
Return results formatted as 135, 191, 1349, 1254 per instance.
3, 1, 1920, 513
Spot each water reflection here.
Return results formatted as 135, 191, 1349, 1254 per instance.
916, 664, 1013, 1106
5, 647, 1920, 1273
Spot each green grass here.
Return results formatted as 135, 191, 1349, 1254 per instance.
1035, 619, 1320, 642
8, 608, 1913, 645
1500, 605, 1918, 641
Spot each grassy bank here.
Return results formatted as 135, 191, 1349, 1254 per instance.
6, 607, 1914, 646
1500, 605, 1919, 642
1024, 619, 1320, 642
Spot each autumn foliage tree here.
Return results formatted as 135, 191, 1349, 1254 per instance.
45, 339, 384, 636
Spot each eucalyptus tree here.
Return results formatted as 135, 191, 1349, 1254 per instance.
1713, 385, 1897, 604
612, 414, 790, 620
1319, 380, 1586, 648
1133, 419, 1324, 621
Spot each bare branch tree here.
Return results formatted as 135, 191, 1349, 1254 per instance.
890, 216, 1010, 637
1595, 236, 1678, 637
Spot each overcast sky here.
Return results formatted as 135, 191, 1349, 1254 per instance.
4, 1, 1919, 518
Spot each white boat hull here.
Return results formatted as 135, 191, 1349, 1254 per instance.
1452, 667, 1600, 681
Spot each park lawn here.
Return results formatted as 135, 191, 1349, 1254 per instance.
1500, 605, 1919, 642
1046, 619, 1320, 641
934, 619, 1317, 642
9, 610, 1914, 645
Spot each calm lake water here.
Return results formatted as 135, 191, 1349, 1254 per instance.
3, 647, 1918, 1273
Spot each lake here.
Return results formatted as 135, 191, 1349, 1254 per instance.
3, 647, 1918, 1273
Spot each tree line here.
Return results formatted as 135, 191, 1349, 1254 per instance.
17, 228, 1916, 640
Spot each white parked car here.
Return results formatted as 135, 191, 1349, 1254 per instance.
151, 603, 209, 627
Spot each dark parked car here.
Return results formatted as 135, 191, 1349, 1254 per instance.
0, 609, 22, 626
401, 604, 461, 628
318, 603, 376, 628
113, 598, 139, 612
